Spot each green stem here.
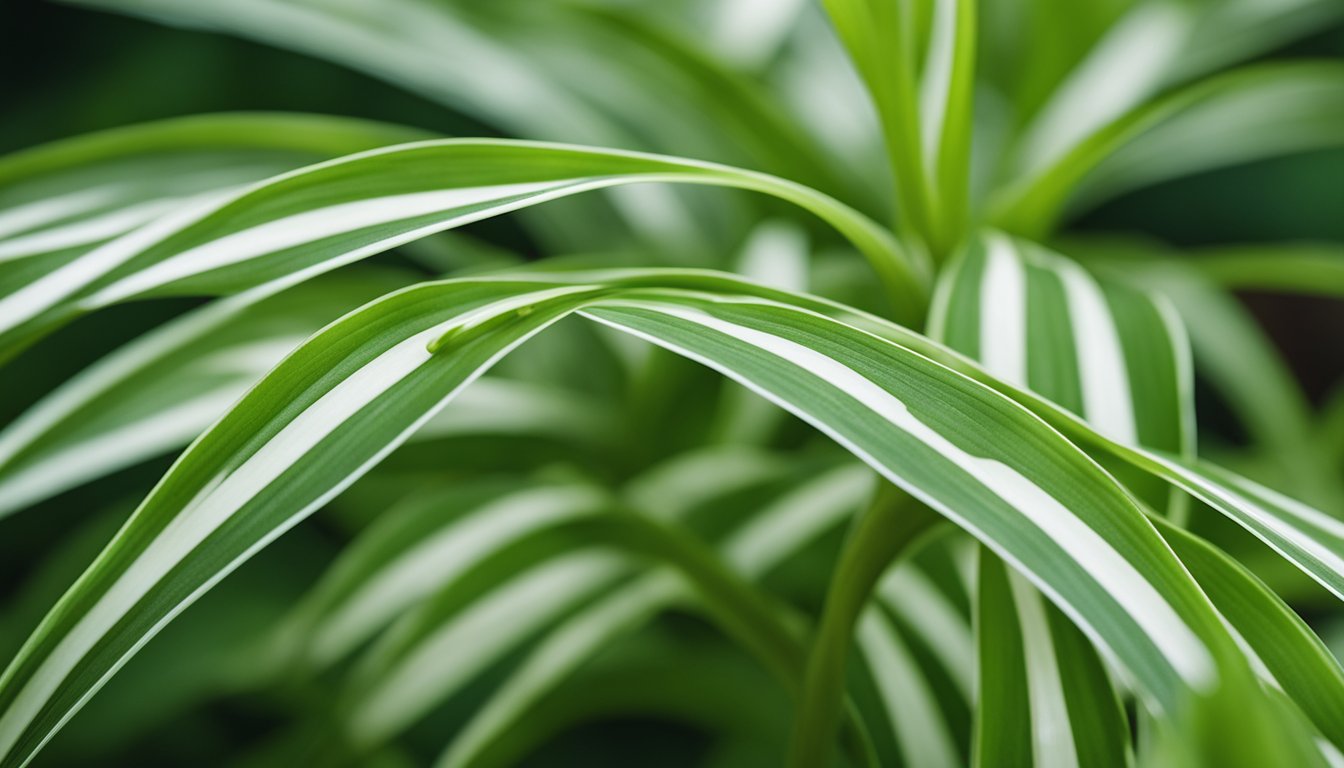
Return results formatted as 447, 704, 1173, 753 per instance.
596, 511, 878, 768
787, 483, 941, 768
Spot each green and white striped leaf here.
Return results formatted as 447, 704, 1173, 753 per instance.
64, 0, 868, 253
0, 263, 617, 519
874, 249, 1344, 675
0, 267, 1255, 768
924, 233, 1344, 763
931, 232, 1192, 510
0, 276, 598, 767
1074, 242, 1344, 511
0, 113, 428, 353
0, 270, 409, 517
930, 233, 1176, 768
338, 457, 860, 750
278, 478, 611, 670
429, 463, 874, 768
857, 544, 975, 768
0, 113, 424, 259
1152, 516, 1344, 751
582, 287, 1233, 709
0, 138, 925, 356
973, 552, 1130, 768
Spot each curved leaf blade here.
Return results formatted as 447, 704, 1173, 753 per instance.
0, 139, 925, 355
0, 269, 1249, 766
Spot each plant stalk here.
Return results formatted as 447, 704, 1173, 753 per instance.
787, 482, 940, 768
598, 510, 878, 767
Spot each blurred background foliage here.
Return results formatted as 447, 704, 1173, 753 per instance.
1, 0, 1342, 765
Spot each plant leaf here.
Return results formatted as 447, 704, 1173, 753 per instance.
1072, 62, 1344, 213
997, 62, 1344, 235
930, 233, 1172, 767
1073, 241, 1344, 511
0, 138, 925, 356
1152, 515, 1344, 751
0, 268, 1249, 767
429, 463, 874, 767
0, 270, 408, 517
278, 479, 612, 671
0, 112, 423, 266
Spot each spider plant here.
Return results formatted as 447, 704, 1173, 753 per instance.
2, 0, 1343, 766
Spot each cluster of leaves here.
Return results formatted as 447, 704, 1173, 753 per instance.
2, 0, 1343, 766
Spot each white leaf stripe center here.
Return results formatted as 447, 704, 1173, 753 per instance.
979, 234, 1028, 388
0, 195, 226, 335
311, 485, 606, 665
1009, 570, 1082, 768
83, 182, 574, 306
1056, 258, 1138, 445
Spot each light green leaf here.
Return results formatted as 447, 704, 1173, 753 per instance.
1189, 242, 1344, 299
64, 0, 612, 143
820, 0, 937, 245
997, 62, 1344, 235
1072, 62, 1344, 213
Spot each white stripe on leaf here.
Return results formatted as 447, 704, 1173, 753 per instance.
1009, 571, 1081, 768
85, 182, 574, 305
979, 234, 1028, 387
350, 552, 624, 746
310, 485, 607, 665
1056, 258, 1138, 445
0, 285, 593, 757
599, 300, 1215, 690
859, 609, 962, 768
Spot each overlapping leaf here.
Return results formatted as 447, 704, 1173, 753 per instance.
0, 270, 408, 517
929, 232, 1185, 767
0, 138, 926, 358
354, 463, 871, 762
2, 261, 1272, 767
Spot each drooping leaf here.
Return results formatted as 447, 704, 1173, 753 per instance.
0, 270, 410, 517
1071, 62, 1344, 213
1152, 515, 1344, 751
0, 138, 926, 357
0, 112, 424, 271
0, 268, 1256, 767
